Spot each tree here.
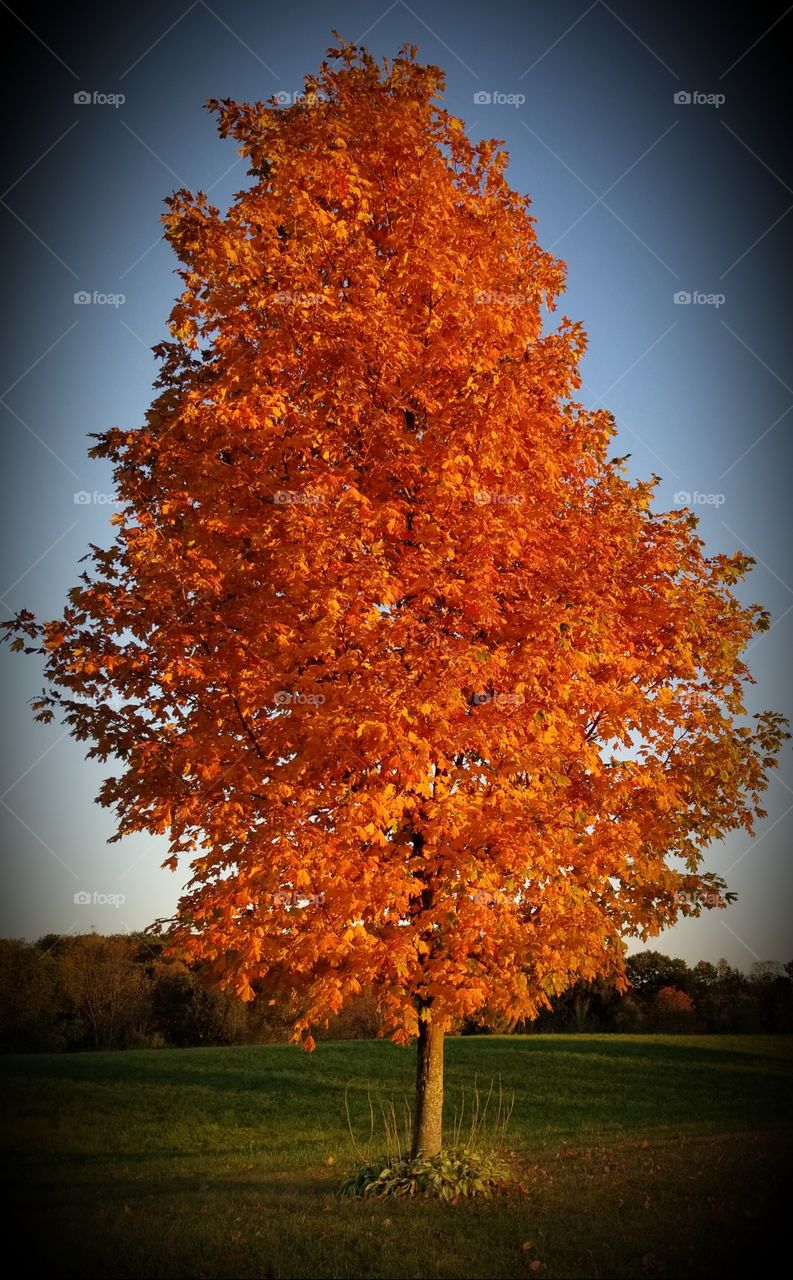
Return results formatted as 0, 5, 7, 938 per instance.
151, 960, 248, 1046
626, 950, 693, 997
652, 985, 696, 1032
4, 40, 787, 1158
0, 938, 64, 1051
690, 959, 720, 989
59, 935, 150, 1049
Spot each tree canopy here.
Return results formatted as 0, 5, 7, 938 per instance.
5, 40, 787, 1051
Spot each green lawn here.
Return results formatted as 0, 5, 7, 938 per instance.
1, 1035, 791, 1278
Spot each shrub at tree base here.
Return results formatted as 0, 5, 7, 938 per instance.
342, 1146, 512, 1200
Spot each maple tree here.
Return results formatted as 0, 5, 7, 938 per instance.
5, 40, 788, 1158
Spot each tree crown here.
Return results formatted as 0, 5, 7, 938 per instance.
5, 40, 788, 1045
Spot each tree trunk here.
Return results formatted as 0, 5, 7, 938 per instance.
411, 1018, 444, 1158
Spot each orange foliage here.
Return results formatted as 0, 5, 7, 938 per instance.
4, 41, 788, 1045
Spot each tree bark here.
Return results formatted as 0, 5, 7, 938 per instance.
411, 1017, 444, 1158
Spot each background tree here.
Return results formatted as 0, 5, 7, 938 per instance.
4, 40, 787, 1156
626, 950, 695, 998
652, 985, 697, 1033
58, 935, 150, 1050
151, 959, 248, 1046
0, 938, 64, 1051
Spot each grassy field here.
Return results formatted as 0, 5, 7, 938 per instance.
1, 1035, 791, 1278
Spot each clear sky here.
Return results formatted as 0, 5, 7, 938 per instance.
1, 0, 791, 969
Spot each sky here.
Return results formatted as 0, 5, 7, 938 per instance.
0, 0, 791, 969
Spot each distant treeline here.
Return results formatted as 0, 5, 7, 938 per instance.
1, 934, 791, 1052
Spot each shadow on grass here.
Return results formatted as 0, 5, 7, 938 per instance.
7, 1131, 793, 1280
9, 1171, 337, 1199
450, 1035, 788, 1068
5, 1036, 786, 1096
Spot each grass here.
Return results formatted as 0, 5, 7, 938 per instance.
1, 1035, 791, 1278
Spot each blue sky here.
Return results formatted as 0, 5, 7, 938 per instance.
1, 0, 791, 968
